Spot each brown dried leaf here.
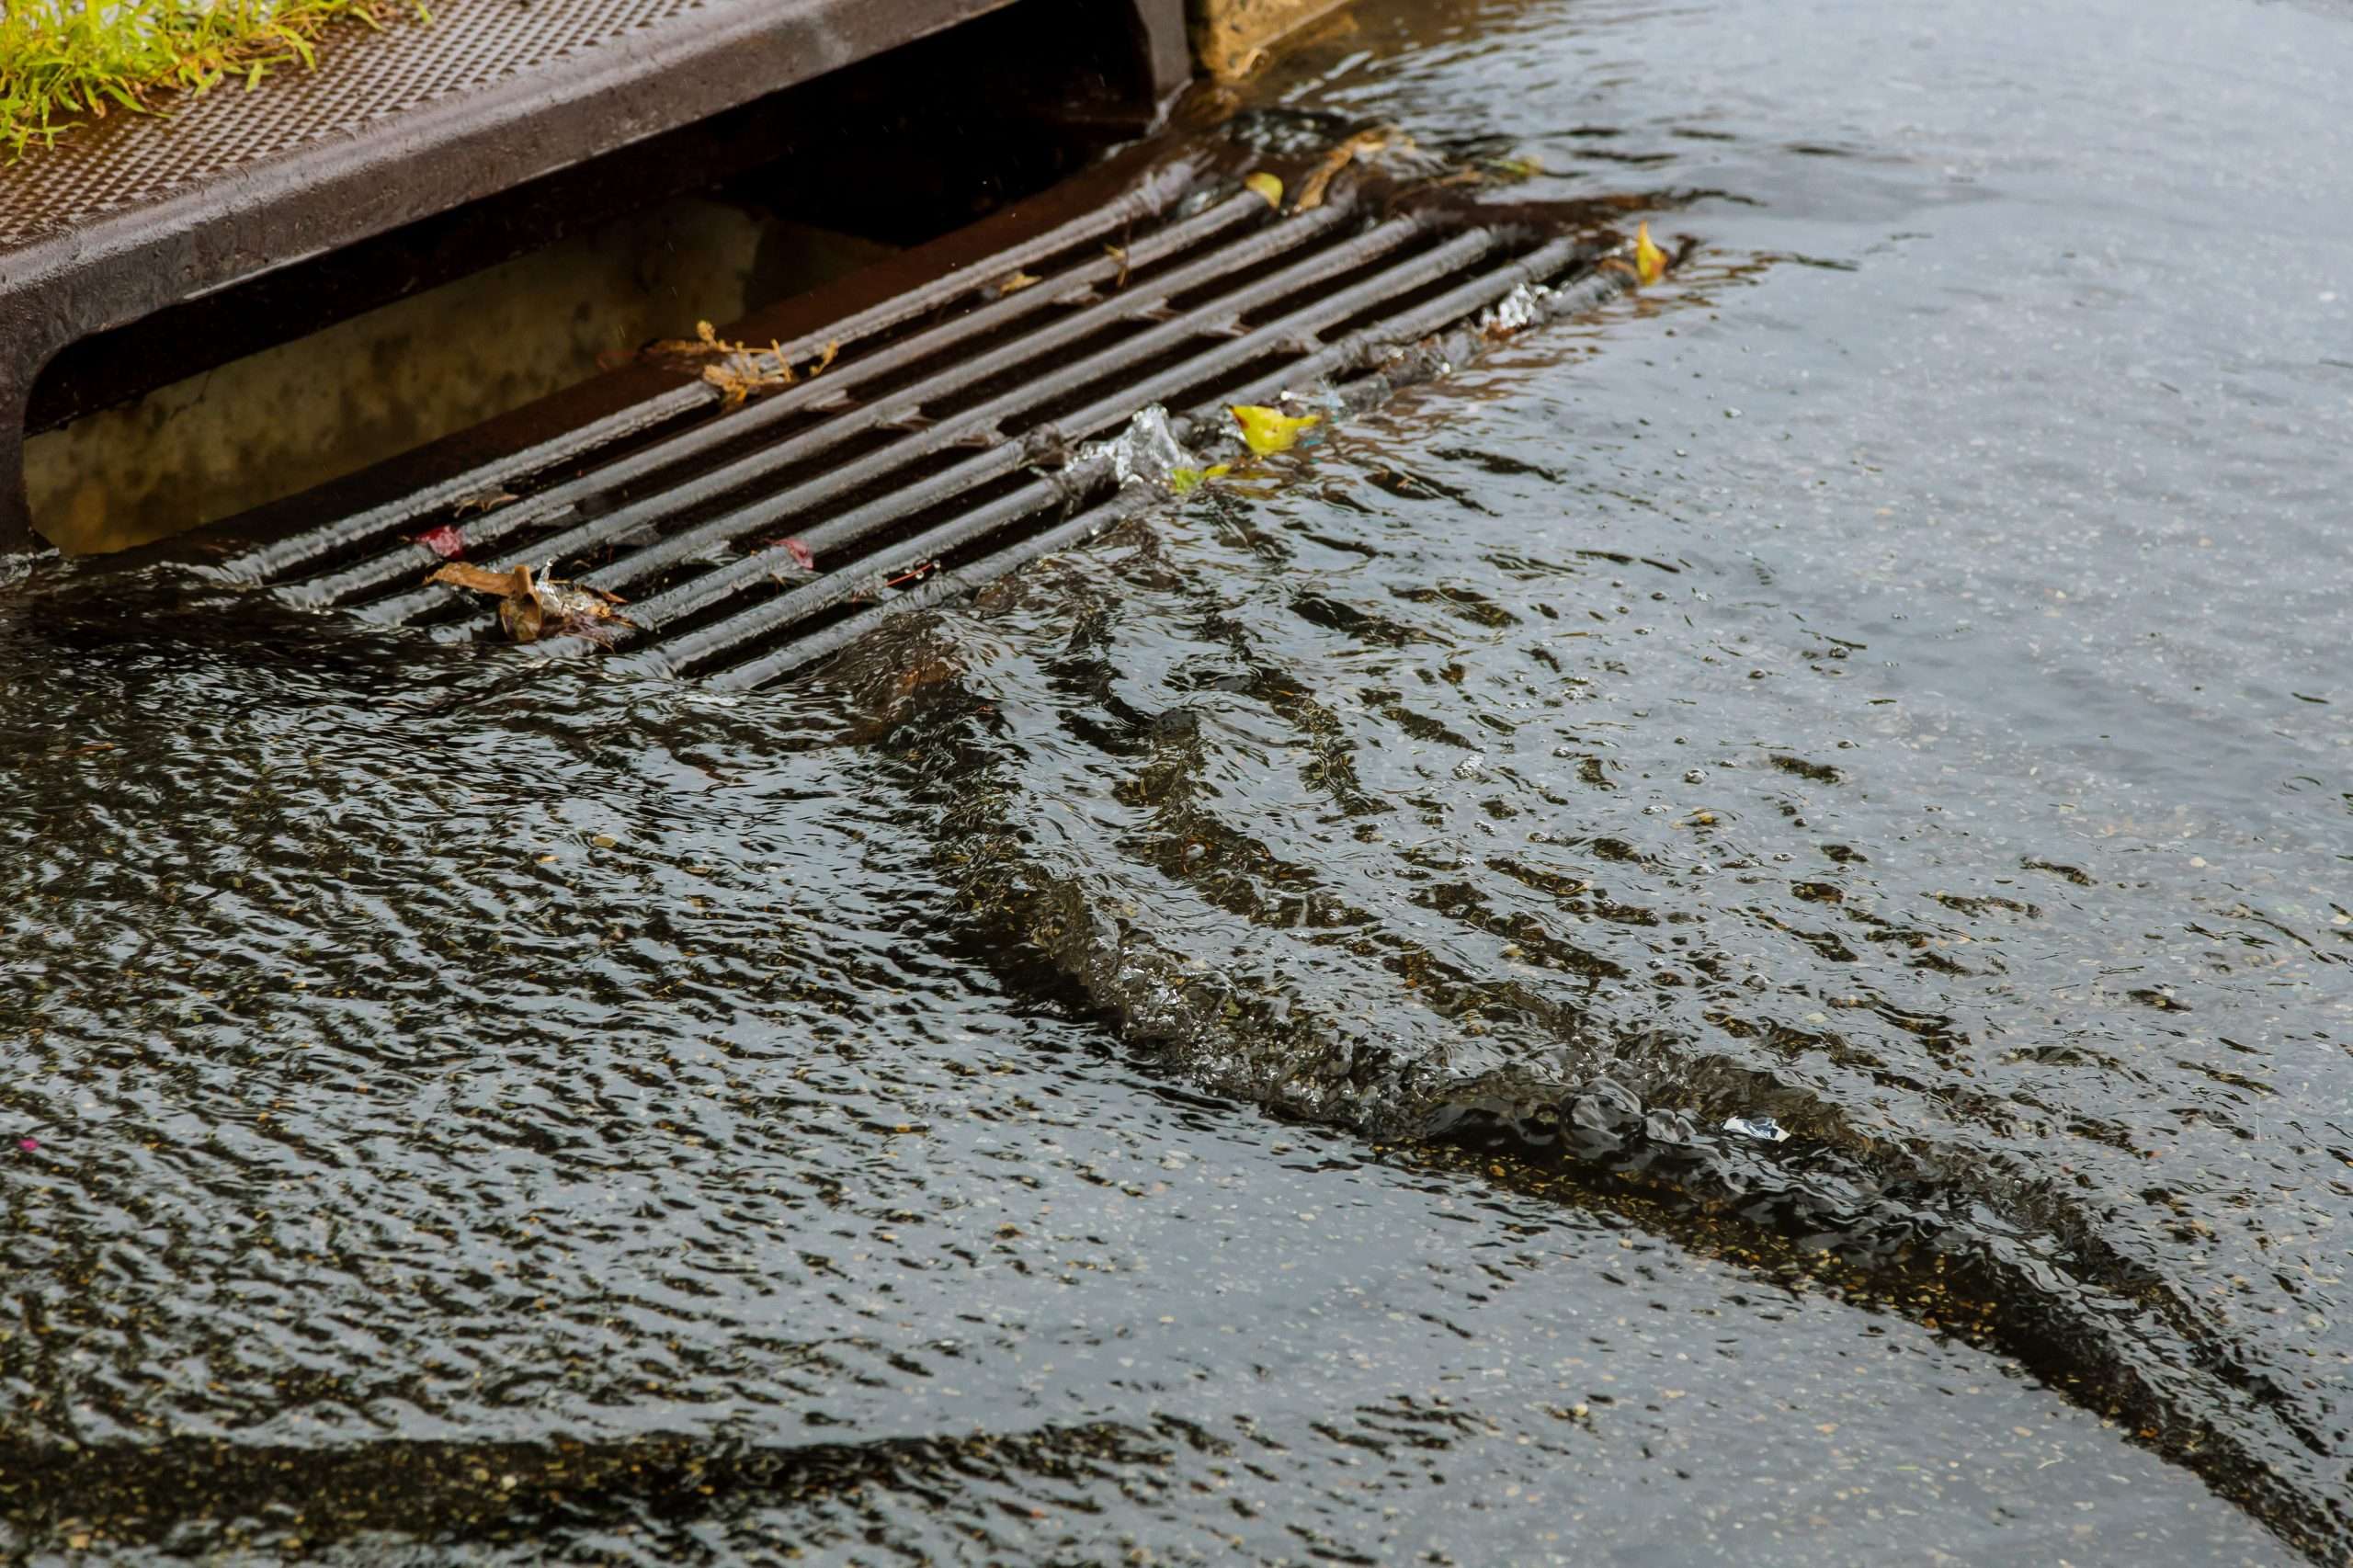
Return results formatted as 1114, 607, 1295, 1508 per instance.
701, 354, 796, 406
650, 320, 837, 399
449, 489, 518, 517
694, 320, 755, 354
427, 562, 531, 597
1295, 130, 1390, 212
649, 320, 756, 359
500, 585, 546, 643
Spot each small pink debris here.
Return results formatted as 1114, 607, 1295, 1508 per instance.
415, 524, 467, 561
781, 538, 816, 572
17, 1137, 38, 1152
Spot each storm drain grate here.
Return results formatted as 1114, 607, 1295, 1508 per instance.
210, 146, 1643, 688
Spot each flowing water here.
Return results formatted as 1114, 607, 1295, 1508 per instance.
5, 0, 2350, 1561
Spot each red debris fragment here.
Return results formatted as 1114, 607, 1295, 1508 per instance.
415, 524, 467, 561
781, 538, 816, 572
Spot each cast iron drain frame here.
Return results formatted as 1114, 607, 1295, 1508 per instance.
165, 137, 1651, 687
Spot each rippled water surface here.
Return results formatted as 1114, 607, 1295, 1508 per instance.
6, 0, 2350, 1561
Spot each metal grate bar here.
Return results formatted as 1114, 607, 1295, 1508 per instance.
358, 199, 1377, 631
562, 209, 1392, 588
633, 476, 1079, 675
692, 230, 1597, 689
639, 226, 1539, 676
590, 216, 1454, 593
606, 224, 1498, 645
705, 482, 1169, 689
225, 390, 707, 588
260, 160, 1215, 602
389, 210, 1438, 640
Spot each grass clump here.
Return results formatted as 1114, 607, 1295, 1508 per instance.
0, 0, 415, 157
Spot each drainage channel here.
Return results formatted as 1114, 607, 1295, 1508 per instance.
204, 143, 1641, 688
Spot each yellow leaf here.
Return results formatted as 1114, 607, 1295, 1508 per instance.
1230, 405, 1320, 456
1243, 172, 1284, 210
996, 271, 1041, 296
1635, 222, 1667, 287
1167, 463, 1231, 496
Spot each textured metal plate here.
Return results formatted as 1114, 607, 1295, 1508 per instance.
11, 1, 628, 252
